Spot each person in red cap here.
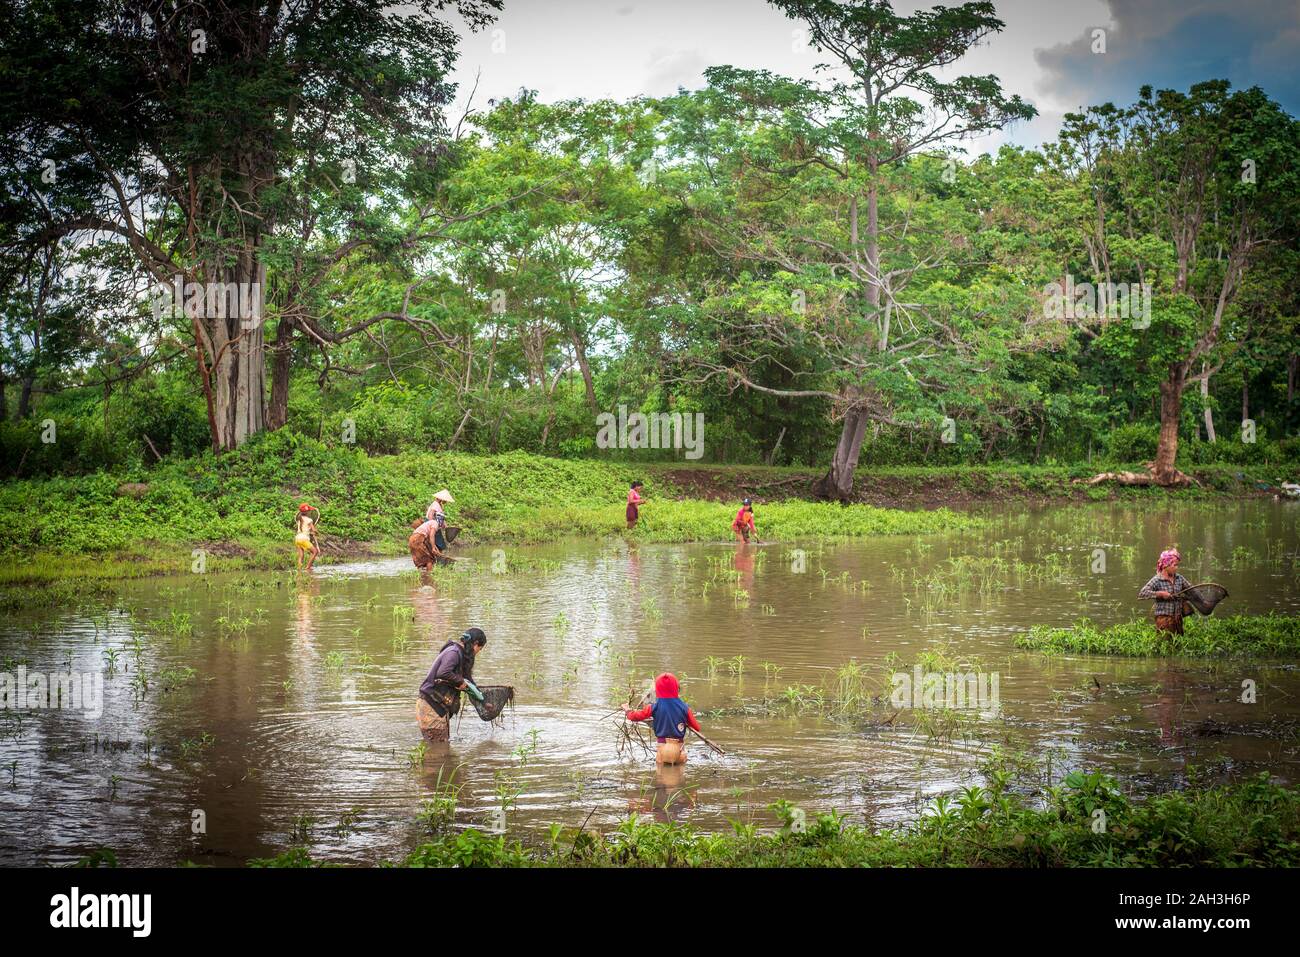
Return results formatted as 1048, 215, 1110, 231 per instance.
625, 673, 702, 765
294, 503, 320, 571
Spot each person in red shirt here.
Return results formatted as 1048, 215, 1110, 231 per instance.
626, 480, 644, 530
731, 498, 756, 542
625, 673, 702, 765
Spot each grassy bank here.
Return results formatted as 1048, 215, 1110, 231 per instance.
234, 772, 1300, 868
1016, 614, 1300, 658
0, 431, 983, 583
0, 429, 1290, 586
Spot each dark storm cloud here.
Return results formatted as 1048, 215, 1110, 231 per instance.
1034, 0, 1300, 113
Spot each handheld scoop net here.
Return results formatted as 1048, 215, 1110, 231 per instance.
469, 685, 514, 721
1173, 583, 1229, 616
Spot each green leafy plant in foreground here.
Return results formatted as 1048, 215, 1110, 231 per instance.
248, 772, 1300, 869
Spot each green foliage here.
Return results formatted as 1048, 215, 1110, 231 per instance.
0, 431, 985, 562
1104, 423, 1160, 463
260, 773, 1300, 868
1017, 614, 1300, 658
404, 829, 533, 868
1, 7, 1296, 475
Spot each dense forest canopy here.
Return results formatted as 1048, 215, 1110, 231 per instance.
2, 0, 1297, 494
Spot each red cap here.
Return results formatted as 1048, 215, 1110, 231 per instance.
654, 673, 680, 699
299, 503, 312, 512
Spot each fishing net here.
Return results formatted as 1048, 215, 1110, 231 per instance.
444, 525, 461, 544
469, 685, 514, 721
1176, 583, 1229, 615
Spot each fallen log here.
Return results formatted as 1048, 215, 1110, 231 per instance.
1075, 461, 1195, 488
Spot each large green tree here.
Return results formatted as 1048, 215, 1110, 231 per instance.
1054, 82, 1300, 483
652, 0, 1034, 495
1, 0, 500, 451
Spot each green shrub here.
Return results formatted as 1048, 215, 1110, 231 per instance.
1017, 614, 1300, 658
1104, 423, 1159, 463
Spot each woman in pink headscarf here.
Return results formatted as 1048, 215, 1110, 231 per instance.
1138, 547, 1193, 637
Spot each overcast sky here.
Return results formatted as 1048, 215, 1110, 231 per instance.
446, 0, 1300, 156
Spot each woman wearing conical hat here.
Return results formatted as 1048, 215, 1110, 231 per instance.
425, 489, 454, 552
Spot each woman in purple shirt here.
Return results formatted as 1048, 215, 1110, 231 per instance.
416, 628, 487, 743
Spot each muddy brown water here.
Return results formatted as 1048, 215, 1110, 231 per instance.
2, 501, 1298, 865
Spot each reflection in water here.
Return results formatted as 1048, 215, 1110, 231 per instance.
1154, 661, 1188, 750
295, 580, 319, 648
627, 762, 697, 824
626, 542, 641, 591
1, 500, 1298, 865
410, 584, 450, 641
734, 544, 755, 593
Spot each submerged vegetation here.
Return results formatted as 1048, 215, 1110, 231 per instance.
696, 644, 996, 744
1017, 614, 1300, 658
244, 772, 1300, 868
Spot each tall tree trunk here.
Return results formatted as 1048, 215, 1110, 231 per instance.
266, 315, 295, 431
816, 173, 880, 501
1288, 354, 1297, 404
0, 376, 6, 421
197, 257, 267, 452
814, 404, 869, 500
448, 405, 472, 450
17, 375, 34, 419
1241, 377, 1249, 423
766, 426, 786, 466
1153, 363, 1190, 485
1201, 361, 1216, 442
570, 330, 598, 414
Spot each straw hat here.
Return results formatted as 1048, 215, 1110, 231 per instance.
433, 489, 454, 503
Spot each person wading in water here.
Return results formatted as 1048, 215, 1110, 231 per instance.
408, 516, 444, 571
624, 672, 703, 766
1139, 547, 1193, 639
426, 489, 454, 552
416, 628, 488, 743
731, 498, 756, 543
626, 480, 644, 530
294, 503, 320, 571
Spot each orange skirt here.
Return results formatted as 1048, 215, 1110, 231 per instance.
408, 532, 437, 569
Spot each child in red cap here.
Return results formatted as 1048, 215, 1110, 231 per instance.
625, 673, 702, 765
294, 503, 320, 571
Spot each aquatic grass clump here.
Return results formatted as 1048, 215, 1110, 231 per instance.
417, 767, 462, 834
239, 772, 1300, 869
1016, 613, 1300, 658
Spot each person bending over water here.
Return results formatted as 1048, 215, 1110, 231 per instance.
625, 672, 702, 765
294, 503, 320, 571
1139, 547, 1193, 638
731, 498, 756, 543
408, 516, 444, 570
416, 628, 488, 743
